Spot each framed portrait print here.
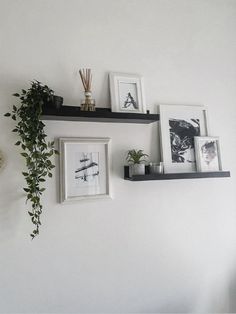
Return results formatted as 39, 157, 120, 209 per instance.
159, 104, 209, 173
109, 72, 146, 113
59, 137, 111, 203
194, 136, 222, 172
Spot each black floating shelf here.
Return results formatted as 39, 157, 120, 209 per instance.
41, 105, 159, 124
124, 166, 230, 181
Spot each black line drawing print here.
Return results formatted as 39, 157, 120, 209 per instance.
75, 152, 99, 183
169, 118, 200, 163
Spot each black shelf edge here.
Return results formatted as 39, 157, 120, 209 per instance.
124, 166, 231, 181
40, 105, 159, 124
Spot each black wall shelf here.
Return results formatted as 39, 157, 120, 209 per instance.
40, 106, 231, 181
124, 166, 230, 181
41, 105, 159, 124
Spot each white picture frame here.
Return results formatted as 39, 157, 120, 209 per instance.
159, 104, 209, 173
59, 137, 111, 203
194, 136, 222, 172
109, 72, 146, 113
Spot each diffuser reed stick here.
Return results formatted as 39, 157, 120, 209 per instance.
79, 68, 92, 92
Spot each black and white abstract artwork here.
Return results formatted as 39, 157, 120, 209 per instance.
74, 152, 99, 187
159, 104, 208, 173
119, 82, 139, 110
169, 118, 200, 163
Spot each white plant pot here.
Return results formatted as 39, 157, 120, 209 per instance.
129, 164, 145, 176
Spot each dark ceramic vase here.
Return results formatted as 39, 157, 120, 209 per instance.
44, 95, 63, 110
52, 95, 63, 109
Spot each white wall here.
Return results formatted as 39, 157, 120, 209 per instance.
0, 0, 236, 312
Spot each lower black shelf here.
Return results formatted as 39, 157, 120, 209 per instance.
124, 166, 230, 181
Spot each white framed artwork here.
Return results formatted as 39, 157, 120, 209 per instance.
194, 136, 222, 172
109, 72, 146, 113
159, 104, 209, 173
59, 137, 111, 203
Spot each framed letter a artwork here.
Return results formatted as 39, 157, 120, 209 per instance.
59, 137, 111, 202
109, 72, 146, 113
159, 104, 209, 173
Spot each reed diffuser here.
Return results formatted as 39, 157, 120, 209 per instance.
79, 68, 95, 111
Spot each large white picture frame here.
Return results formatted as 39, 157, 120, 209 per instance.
159, 104, 209, 173
109, 72, 146, 113
59, 137, 111, 203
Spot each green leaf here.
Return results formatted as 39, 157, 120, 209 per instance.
13, 93, 20, 97
48, 173, 52, 178
4, 112, 11, 117
22, 172, 28, 176
13, 105, 17, 111
27, 194, 32, 200
23, 188, 30, 192
15, 141, 21, 146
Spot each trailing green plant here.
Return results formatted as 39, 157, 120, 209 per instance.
126, 149, 149, 164
4, 80, 58, 239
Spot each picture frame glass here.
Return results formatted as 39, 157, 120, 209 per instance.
159, 105, 209, 173
194, 137, 221, 172
118, 81, 139, 111
60, 138, 110, 202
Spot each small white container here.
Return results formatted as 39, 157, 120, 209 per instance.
129, 163, 145, 176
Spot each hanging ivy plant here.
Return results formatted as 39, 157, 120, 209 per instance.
5, 80, 59, 239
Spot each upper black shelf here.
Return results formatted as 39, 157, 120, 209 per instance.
41, 105, 159, 124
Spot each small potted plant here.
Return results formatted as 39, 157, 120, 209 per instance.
126, 149, 149, 176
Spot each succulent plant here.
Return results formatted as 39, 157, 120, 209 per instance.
126, 149, 148, 164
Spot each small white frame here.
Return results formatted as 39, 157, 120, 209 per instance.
109, 72, 146, 113
194, 136, 222, 172
59, 137, 111, 203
